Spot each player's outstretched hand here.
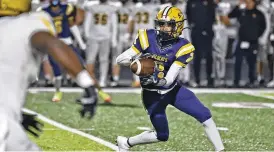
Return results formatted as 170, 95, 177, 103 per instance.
21, 113, 44, 138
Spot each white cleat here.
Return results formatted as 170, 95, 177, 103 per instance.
267, 80, 274, 88
116, 136, 130, 152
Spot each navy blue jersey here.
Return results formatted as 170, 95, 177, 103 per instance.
43, 4, 76, 38
132, 29, 195, 90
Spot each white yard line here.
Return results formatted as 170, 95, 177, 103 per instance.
137, 126, 152, 131
217, 127, 229, 131
28, 87, 274, 94
43, 128, 95, 131
22, 108, 118, 151
243, 91, 274, 100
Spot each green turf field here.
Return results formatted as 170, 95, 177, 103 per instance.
28, 121, 112, 151
25, 91, 274, 151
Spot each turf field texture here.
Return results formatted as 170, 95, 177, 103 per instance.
25, 91, 274, 151
28, 121, 112, 151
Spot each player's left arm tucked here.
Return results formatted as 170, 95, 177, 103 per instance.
161, 43, 195, 87
67, 4, 86, 50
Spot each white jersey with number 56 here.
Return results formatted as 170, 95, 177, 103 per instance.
84, 3, 118, 40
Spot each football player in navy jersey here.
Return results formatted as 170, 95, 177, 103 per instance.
116, 6, 224, 151
43, 0, 111, 103
43, 0, 86, 102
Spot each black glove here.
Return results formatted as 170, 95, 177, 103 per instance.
76, 86, 98, 119
140, 75, 158, 85
80, 102, 97, 119
21, 113, 44, 138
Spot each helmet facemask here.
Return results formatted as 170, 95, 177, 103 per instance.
155, 19, 184, 43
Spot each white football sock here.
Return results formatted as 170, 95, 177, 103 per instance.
133, 74, 140, 82
257, 75, 263, 81
100, 61, 109, 85
54, 76, 62, 92
203, 118, 224, 151
44, 74, 51, 81
128, 131, 159, 146
113, 75, 119, 81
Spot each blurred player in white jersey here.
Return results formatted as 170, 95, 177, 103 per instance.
266, 1, 274, 87
110, 0, 133, 87
84, 0, 118, 87
212, 2, 228, 87
129, 0, 158, 34
129, 0, 159, 87
0, 0, 98, 150
256, 0, 271, 86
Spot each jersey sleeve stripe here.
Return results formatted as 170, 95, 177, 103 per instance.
138, 29, 149, 50
39, 17, 56, 36
174, 61, 186, 67
186, 52, 194, 63
175, 43, 195, 58
66, 4, 74, 15
131, 45, 141, 54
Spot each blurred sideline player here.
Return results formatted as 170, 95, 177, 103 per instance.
116, 6, 224, 151
0, 0, 98, 150
84, 0, 118, 87
128, 0, 159, 87
43, 0, 111, 103
111, 0, 132, 87
212, 2, 228, 87
256, 1, 271, 86
266, 4, 274, 87
42, 0, 87, 102
68, 1, 112, 103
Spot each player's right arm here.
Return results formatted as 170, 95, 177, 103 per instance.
30, 12, 94, 88
31, 32, 93, 87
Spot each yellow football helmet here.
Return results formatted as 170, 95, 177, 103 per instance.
155, 6, 185, 41
0, 0, 32, 16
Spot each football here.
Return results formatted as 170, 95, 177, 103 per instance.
130, 58, 155, 76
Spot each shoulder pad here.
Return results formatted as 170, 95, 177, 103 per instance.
66, 4, 75, 16
37, 12, 56, 36
138, 29, 149, 50
175, 43, 195, 58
